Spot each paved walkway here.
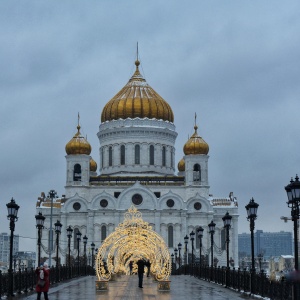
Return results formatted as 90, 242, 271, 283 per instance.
23, 275, 253, 300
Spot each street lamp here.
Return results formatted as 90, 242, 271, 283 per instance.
48, 190, 57, 267
91, 242, 95, 269
76, 230, 82, 275
174, 248, 178, 269
178, 243, 182, 269
54, 220, 62, 282
6, 198, 20, 297
184, 234, 189, 265
66, 226, 73, 277
245, 197, 259, 295
285, 175, 300, 300
222, 212, 232, 288
208, 220, 216, 268
197, 227, 204, 267
35, 212, 45, 266
190, 231, 195, 265
83, 235, 88, 274
222, 212, 232, 269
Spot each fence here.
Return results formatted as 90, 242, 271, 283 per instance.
0, 265, 95, 298
172, 263, 296, 300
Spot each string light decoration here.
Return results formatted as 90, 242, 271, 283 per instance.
96, 205, 171, 281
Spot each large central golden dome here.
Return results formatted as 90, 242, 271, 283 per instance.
101, 60, 174, 123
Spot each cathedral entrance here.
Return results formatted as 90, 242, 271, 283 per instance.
95, 205, 171, 282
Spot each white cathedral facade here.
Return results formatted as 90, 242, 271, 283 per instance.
36, 59, 239, 267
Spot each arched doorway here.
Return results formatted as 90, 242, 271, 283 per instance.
95, 206, 171, 282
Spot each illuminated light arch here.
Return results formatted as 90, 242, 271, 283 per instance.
95, 205, 171, 281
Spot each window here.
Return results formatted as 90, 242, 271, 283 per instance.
109, 147, 113, 166
120, 145, 125, 165
154, 192, 161, 198
168, 226, 174, 248
221, 229, 226, 250
135, 145, 140, 164
73, 228, 79, 249
73, 164, 81, 181
101, 148, 104, 168
162, 146, 166, 167
73, 202, 81, 211
149, 145, 154, 165
101, 226, 107, 243
114, 192, 121, 198
166, 199, 175, 208
193, 164, 201, 182
194, 202, 202, 210
100, 199, 108, 208
132, 194, 143, 205
170, 150, 173, 168
195, 228, 200, 249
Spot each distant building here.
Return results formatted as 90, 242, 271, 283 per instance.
0, 232, 19, 266
238, 230, 293, 260
13, 251, 36, 270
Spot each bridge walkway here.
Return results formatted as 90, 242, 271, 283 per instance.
23, 274, 254, 300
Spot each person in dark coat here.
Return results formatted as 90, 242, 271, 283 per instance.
35, 262, 50, 300
137, 259, 145, 288
129, 261, 133, 275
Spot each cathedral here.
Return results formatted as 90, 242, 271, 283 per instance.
36, 58, 239, 267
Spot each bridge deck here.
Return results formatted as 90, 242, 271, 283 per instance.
24, 275, 252, 300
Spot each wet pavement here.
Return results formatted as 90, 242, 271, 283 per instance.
23, 275, 253, 300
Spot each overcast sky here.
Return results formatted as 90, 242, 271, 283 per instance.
1, 1, 300, 251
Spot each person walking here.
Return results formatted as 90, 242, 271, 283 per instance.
137, 259, 145, 288
129, 261, 133, 275
146, 260, 151, 277
35, 262, 50, 300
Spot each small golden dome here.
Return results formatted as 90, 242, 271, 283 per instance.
183, 125, 209, 155
178, 158, 185, 172
65, 124, 92, 155
90, 157, 97, 172
101, 59, 174, 123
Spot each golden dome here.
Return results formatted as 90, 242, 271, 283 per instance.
101, 60, 174, 123
178, 158, 185, 172
183, 125, 209, 155
90, 157, 97, 172
65, 124, 92, 155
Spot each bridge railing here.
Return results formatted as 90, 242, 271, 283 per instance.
0, 265, 95, 298
172, 263, 294, 300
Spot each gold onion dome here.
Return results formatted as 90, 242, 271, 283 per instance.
178, 158, 185, 172
65, 124, 92, 155
101, 60, 174, 123
90, 157, 97, 172
183, 125, 209, 155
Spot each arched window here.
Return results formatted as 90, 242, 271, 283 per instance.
135, 145, 140, 164
193, 164, 201, 182
101, 226, 107, 243
120, 145, 125, 165
149, 145, 154, 165
168, 225, 174, 248
170, 150, 174, 168
162, 146, 166, 167
109, 147, 113, 166
73, 164, 81, 181
101, 148, 104, 168
73, 228, 79, 249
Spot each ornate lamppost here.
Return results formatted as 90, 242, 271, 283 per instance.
184, 234, 189, 265
285, 175, 300, 300
76, 230, 82, 275
174, 247, 178, 270
245, 197, 259, 295
208, 220, 216, 268
54, 220, 62, 282
66, 226, 73, 277
35, 212, 45, 266
83, 235, 88, 274
190, 230, 195, 265
91, 242, 95, 269
222, 211, 232, 287
222, 212, 232, 268
178, 243, 182, 269
48, 190, 57, 267
197, 226, 204, 275
6, 198, 20, 297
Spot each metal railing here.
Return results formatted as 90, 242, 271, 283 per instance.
0, 265, 95, 298
172, 263, 296, 300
